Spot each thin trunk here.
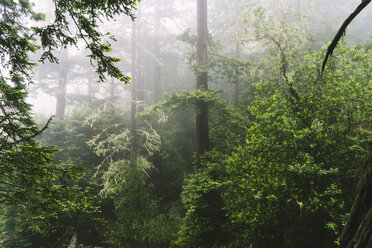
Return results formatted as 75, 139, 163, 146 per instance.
110, 77, 115, 100
234, 79, 240, 107
55, 65, 68, 119
234, 43, 240, 107
68, 230, 78, 248
196, 0, 208, 167
130, 21, 137, 164
153, 0, 162, 101
88, 75, 93, 103
137, 8, 145, 112
153, 47, 162, 102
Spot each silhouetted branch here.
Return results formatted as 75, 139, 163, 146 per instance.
322, 0, 371, 73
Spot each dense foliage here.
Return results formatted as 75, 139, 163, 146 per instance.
0, 0, 138, 245
1, 0, 371, 247
175, 43, 372, 248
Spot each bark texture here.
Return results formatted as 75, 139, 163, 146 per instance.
340, 142, 372, 248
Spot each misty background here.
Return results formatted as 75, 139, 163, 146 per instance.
27, 0, 372, 117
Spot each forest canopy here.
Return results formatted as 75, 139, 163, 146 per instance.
0, 0, 371, 247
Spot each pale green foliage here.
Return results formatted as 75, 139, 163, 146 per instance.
81, 102, 162, 247
238, 3, 312, 84
84, 102, 161, 197
154, 109, 169, 125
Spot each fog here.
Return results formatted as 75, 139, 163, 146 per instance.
27, 0, 372, 117
3, 0, 372, 247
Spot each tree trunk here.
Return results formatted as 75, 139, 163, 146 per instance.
137, 7, 145, 112
88, 74, 93, 103
234, 43, 240, 107
340, 142, 372, 248
55, 65, 68, 119
196, 0, 209, 167
68, 230, 78, 248
130, 21, 137, 164
110, 77, 115, 101
153, 0, 162, 102
234, 78, 239, 107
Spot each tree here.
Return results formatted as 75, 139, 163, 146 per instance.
55, 51, 69, 119
172, 4, 372, 246
153, 0, 163, 101
130, 21, 138, 164
322, 0, 371, 72
320, 1, 372, 247
0, 0, 139, 232
196, 0, 209, 167
31, 47, 102, 118
340, 144, 372, 248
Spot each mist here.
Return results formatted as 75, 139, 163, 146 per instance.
1, 0, 372, 247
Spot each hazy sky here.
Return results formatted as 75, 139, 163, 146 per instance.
27, 0, 372, 117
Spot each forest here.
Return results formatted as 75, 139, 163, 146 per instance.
0, 0, 372, 247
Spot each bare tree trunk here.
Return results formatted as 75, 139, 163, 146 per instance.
110, 77, 115, 101
55, 65, 68, 119
196, 0, 209, 167
234, 43, 240, 107
88, 74, 93, 103
153, 0, 162, 102
234, 79, 239, 107
137, 7, 145, 112
130, 21, 137, 164
68, 230, 78, 248
340, 142, 372, 248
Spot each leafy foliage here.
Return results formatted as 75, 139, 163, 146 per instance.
33, 0, 139, 82
174, 35, 372, 248
0, 0, 139, 243
2, 1, 372, 247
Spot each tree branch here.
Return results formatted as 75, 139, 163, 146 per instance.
321, 0, 371, 73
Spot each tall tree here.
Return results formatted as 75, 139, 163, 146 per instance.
110, 77, 116, 100
196, 0, 209, 166
55, 61, 69, 119
153, 0, 162, 101
137, 7, 145, 112
130, 21, 137, 164
234, 43, 241, 107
